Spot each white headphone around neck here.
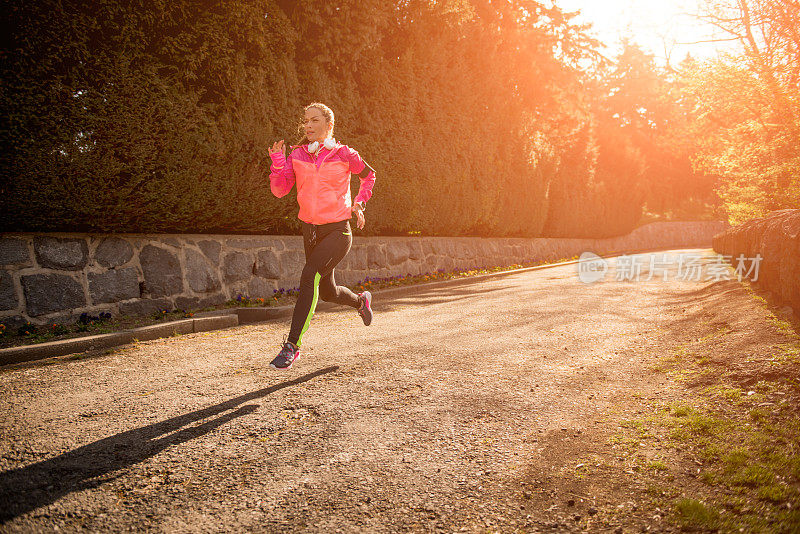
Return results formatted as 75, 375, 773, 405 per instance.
308, 138, 337, 153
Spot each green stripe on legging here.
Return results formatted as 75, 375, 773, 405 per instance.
297, 271, 321, 346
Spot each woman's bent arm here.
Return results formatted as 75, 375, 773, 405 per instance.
269, 150, 296, 198
347, 148, 376, 207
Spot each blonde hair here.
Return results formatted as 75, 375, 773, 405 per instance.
297, 102, 335, 145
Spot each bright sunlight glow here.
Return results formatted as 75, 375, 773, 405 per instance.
555, 0, 740, 65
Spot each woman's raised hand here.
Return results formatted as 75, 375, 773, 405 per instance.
269, 140, 285, 157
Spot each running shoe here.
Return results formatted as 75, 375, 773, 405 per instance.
270, 340, 300, 370
357, 291, 373, 326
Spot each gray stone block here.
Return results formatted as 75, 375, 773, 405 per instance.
119, 298, 172, 317
466, 246, 480, 263
279, 250, 305, 279
416, 260, 434, 275
140, 245, 184, 297
222, 251, 254, 283
199, 294, 228, 308
346, 247, 368, 270
350, 270, 369, 285
483, 240, 500, 255
400, 260, 422, 276
175, 296, 200, 310
22, 273, 86, 316
386, 243, 409, 265
440, 256, 455, 272
408, 240, 424, 261
88, 267, 139, 304
0, 315, 28, 330
450, 241, 463, 259
95, 237, 133, 268
44, 311, 84, 326
337, 270, 364, 288
33, 237, 88, 270
255, 249, 281, 279
228, 237, 285, 250
228, 238, 268, 249
373, 267, 394, 279
0, 271, 17, 311
227, 283, 249, 301
248, 277, 277, 298
198, 240, 222, 264
336, 255, 351, 271
185, 249, 221, 293
0, 238, 30, 265
367, 245, 383, 269
163, 237, 182, 247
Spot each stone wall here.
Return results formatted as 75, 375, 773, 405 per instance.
1, 220, 727, 327
712, 209, 800, 312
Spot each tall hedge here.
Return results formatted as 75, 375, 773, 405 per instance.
3, 0, 301, 233
541, 114, 646, 238
2, 0, 652, 237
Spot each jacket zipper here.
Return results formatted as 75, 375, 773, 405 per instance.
310, 151, 319, 224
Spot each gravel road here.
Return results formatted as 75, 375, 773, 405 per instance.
0, 248, 784, 532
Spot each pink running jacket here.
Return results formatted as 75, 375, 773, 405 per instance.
269, 143, 376, 225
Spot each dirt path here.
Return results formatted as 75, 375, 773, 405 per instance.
1, 248, 797, 532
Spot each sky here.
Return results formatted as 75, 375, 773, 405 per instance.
554, 0, 741, 66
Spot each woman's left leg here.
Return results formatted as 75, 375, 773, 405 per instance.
287, 221, 354, 347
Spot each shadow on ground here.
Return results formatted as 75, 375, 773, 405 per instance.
0, 366, 339, 523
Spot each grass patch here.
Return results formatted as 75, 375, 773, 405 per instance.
758, 484, 792, 503
729, 465, 775, 488
699, 471, 717, 485
645, 483, 679, 498
614, 300, 800, 531
704, 384, 745, 403
767, 315, 800, 338
654, 398, 800, 530
722, 449, 749, 470
673, 498, 720, 530
670, 403, 693, 417
647, 460, 668, 471
772, 341, 800, 364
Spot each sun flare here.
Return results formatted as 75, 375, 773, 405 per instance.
555, 0, 738, 64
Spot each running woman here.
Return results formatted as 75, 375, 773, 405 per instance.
267, 102, 376, 370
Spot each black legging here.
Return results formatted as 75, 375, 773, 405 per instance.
287, 218, 361, 346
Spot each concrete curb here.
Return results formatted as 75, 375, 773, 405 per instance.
0, 245, 711, 366
0, 314, 238, 366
